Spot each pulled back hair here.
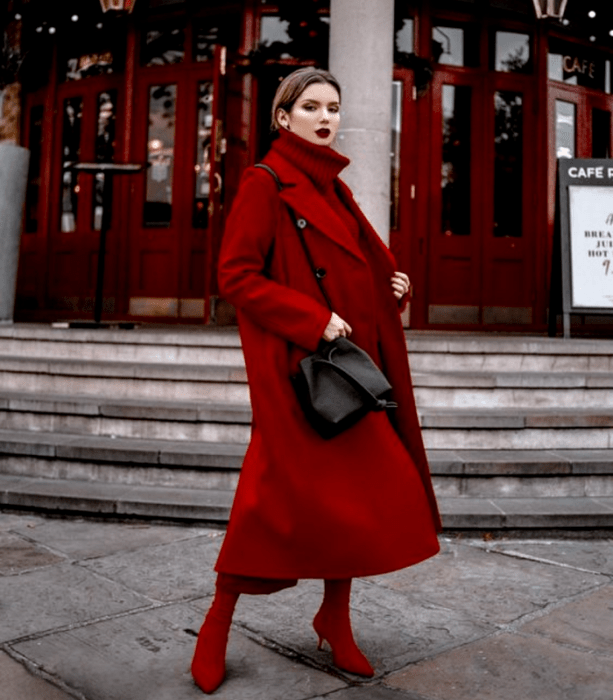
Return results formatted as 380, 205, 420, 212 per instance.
271, 67, 341, 131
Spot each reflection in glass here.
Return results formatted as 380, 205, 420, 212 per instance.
395, 18, 414, 54
555, 100, 576, 159
60, 97, 83, 233
194, 82, 213, 229
548, 41, 605, 90
390, 81, 402, 231
26, 105, 44, 233
441, 85, 471, 236
260, 16, 292, 58
494, 92, 523, 238
194, 14, 240, 62
495, 32, 531, 73
92, 90, 117, 231
433, 26, 464, 66
144, 85, 176, 227
143, 26, 185, 66
65, 51, 114, 81
592, 109, 611, 158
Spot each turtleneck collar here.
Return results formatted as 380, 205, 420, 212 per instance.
270, 128, 350, 191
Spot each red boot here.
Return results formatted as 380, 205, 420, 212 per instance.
191, 588, 239, 694
313, 579, 374, 677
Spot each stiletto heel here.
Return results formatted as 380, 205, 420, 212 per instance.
313, 582, 374, 678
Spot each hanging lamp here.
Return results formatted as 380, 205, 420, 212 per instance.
532, 0, 569, 19
98, 0, 137, 12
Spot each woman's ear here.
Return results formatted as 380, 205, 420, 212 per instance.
277, 108, 290, 130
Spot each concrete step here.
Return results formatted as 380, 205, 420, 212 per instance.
0, 356, 250, 402
2, 473, 612, 529
2, 428, 612, 495
4, 353, 613, 407
429, 449, 613, 498
0, 392, 252, 443
3, 393, 613, 449
413, 372, 613, 408
0, 429, 244, 490
0, 324, 244, 365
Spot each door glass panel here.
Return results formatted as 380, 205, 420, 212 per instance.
64, 51, 117, 82
260, 16, 291, 55
494, 32, 531, 73
144, 84, 176, 227
194, 14, 241, 62
494, 91, 523, 238
548, 40, 606, 91
442, 85, 471, 236
592, 108, 611, 158
142, 25, 185, 66
395, 17, 414, 54
433, 25, 478, 67
194, 82, 214, 229
433, 26, 464, 66
259, 12, 329, 64
390, 81, 402, 231
25, 105, 44, 234
92, 90, 117, 231
555, 100, 576, 159
60, 96, 83, 233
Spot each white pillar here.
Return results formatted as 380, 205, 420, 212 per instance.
329, 0, 395, 245
0, 144, 30, 324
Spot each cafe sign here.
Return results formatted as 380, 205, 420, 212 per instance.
553, 159, 613, 337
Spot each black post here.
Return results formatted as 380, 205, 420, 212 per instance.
66, 162, 145, 329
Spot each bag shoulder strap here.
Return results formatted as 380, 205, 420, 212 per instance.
254, 162, 333, 311
254, 163, 282, 191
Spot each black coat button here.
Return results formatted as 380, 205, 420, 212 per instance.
315, 268, 327, 279
297, 218, 307, 229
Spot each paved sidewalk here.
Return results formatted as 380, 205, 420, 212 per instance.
1, 511, 612, 700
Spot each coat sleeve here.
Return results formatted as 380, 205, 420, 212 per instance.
218, 169, 332, 352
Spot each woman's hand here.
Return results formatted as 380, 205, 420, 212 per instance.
391, 271, 411, 300
322, 312, 352, 341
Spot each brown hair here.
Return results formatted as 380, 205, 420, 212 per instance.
271, 67, 341, 131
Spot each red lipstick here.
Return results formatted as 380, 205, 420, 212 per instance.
316, 128, 331, 139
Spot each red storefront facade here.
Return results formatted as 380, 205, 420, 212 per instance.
11, 0, 613, 331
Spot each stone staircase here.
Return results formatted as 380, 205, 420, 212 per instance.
1, 324, 613, 529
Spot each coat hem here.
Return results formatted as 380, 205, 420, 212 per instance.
215, 540, 440, 581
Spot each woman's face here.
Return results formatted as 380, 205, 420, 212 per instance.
277, 82, 341, 147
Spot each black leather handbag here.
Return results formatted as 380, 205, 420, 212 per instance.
255, 163, 397, 439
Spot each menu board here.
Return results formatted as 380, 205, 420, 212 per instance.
555, 160, 613, 337
568, 185, 613, 308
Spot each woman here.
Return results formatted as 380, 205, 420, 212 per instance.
191, 67, 441, 694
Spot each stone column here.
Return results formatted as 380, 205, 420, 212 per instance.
329, 0, 395, 245
0, 143, 30, 324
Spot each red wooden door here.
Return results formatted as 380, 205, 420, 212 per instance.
127, 47, 226, 321
47, 75, 124, 314
424, 68, 537, 327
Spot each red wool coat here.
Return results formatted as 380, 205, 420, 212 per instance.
215, 132, 441, 581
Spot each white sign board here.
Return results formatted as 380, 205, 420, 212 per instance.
569, 185, 613, 308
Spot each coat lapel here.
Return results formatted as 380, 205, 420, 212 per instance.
264, 151, 367, 264
335, 179, 397, 273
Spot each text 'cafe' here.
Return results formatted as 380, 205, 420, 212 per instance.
9, 0, 613, 332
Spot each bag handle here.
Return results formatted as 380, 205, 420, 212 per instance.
314, 344, 397, 411
255, 163, 333, 311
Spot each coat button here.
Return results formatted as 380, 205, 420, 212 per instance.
297, 218, 307, 229
315, 267, 327, 279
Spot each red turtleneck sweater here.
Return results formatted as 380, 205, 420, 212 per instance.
269, 129, 360, 241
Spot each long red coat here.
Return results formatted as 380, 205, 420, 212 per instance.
215, 133, 441, 581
